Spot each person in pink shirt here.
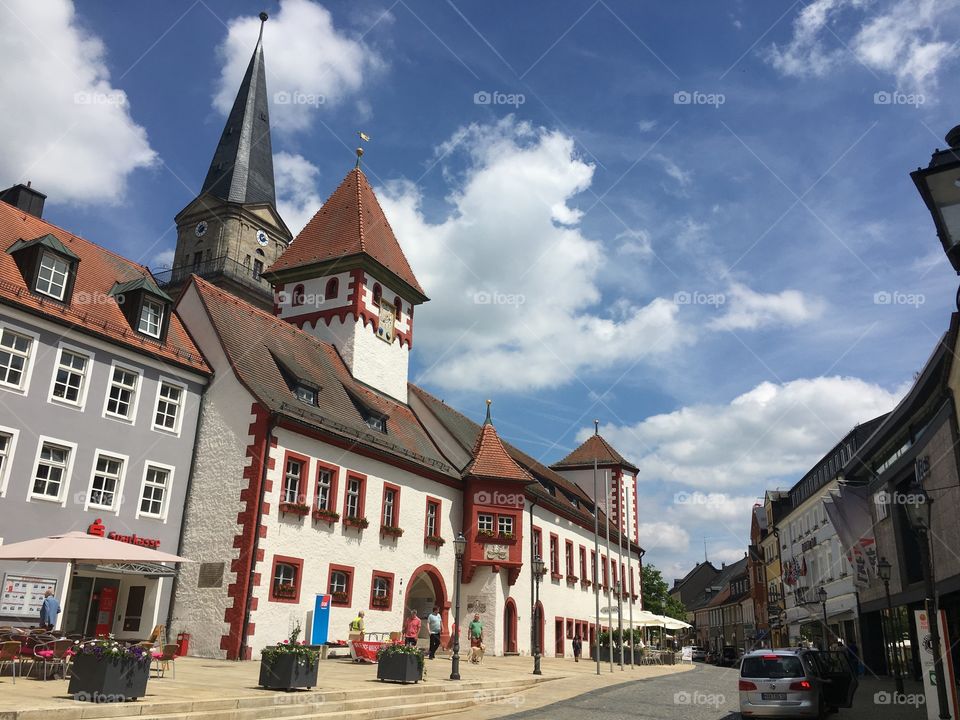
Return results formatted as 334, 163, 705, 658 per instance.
403, 609, 421, 647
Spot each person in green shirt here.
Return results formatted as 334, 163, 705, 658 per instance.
468, 614, 484, 663
349, 611, 365, 638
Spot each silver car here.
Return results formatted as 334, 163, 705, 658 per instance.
738, 648, 858, 718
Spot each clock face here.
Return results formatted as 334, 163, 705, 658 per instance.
377, 301, 396, 344
195, 221, 208, 237
256, 230, 268, 246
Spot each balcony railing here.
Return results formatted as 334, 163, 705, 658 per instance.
153, 255, 273, 298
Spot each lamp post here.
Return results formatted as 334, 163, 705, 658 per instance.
532, 554, 544, 675
615, 579, 624, 670
877, 556, 905, 695
817, 587, 829, 650
450, 532, 466, 681
912, 125, 960, 309
903, 482, 951, 720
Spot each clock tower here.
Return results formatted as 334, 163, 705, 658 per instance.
162, 12, 291, 311
266, 166, 428, 403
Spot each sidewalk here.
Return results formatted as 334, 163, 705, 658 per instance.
0, 653, 692, 718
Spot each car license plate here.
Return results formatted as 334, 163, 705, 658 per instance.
761, 692, 787, 700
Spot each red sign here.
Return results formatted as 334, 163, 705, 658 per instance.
95, 586, 117, 637
352, 640, 383, 663
87, 518, 160, 548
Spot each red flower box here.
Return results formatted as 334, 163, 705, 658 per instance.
312, 508, 340, 523
279, 501, 310, 517
566, 575, 579, 584
550, 571, 563, 581
331, 591, 349, 605
380, 525, 404, 538
424, 536, 445, 547
343, 516, 369, 530
274, 583, 297, 598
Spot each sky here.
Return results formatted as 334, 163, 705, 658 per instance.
2, 0, 959, 583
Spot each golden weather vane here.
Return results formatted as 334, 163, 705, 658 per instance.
355, 131, 371, 168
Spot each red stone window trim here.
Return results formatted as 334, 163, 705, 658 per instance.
269, 554, 303, 604
565, 539, 575, 578
602, 554, 608, 589
343, 471, 367, 524
381, 482, 401, 529
591, 550, 597, 585
579, 545, 587, 584
549, 533, 560, 578
280, 449, 310, 506
328, 563, 355, 606
424, 496, 442, 541
566, 619, 574, 639
370, 570, 395, 611
532, 525, 543, 561
314, 459, 339, 514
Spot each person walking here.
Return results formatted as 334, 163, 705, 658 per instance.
468, 613, 484, 663
349, 610, 365, 639
573, 632, 582, 662
427, 606, 443, 659
404, 609, 421, 647
39, 588, 60, 631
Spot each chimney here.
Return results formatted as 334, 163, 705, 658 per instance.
0, 182, 46, 218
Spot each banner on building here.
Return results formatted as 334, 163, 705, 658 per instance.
915, 608, 958, 720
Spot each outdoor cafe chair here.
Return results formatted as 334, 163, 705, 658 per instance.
0, 641, 21, 683
33, 639, 75, 680
152, 644, 179, 679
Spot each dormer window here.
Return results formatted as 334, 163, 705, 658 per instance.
295, 385, 316, 405
37, 251, 70, 300
365, 414, 386, 433
138, 298, 164, 338
7, 233, 79, 304
291, 284, 305, 307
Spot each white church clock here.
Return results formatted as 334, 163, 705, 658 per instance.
195, 221, 208, 237
376, 300, 396, 344
256, 229, 269, 246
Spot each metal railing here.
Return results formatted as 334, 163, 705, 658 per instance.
153, 255, 273, 297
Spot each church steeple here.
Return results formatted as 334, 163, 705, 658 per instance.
201, 11, 275, 206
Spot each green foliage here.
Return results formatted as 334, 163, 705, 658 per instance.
376, 642, 425, 671
261, 622, 319, 667
641, 563, 687, 620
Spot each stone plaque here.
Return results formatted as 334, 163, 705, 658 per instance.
197, 562, 225, 588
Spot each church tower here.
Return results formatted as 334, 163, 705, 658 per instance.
265, 165, 428, 403
164, 12, 291, 311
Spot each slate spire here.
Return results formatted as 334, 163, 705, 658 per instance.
201, 12, 276, 206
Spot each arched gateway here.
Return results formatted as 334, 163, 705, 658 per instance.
404, 564, 450, 648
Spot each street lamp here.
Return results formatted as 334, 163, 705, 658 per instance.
903, 482, 951, 719
817, 587, 828, 650
877, 556, 905, 695
532, 554, 544, 675
912, 125, 960, 308
450, 532, 466, 681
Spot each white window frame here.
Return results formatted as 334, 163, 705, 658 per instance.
316, 468, 332, 511
426, 501, 438, 537
373, 576, 389, 598
0, 424, 20, 498
498, 515, 514, 535
282, 457, 304, 504
383, 487, 396, 527
47, 342, 94, 410
151, 376, 187, 436
35, 250, 71, 300
27, 436, 78, 506
102, 361, 142, 423
138, 298, 164, 338
329, 570, 348, 594
135, 461, 174, 521
84, 450, 129, 514
346, 477, 361, 518
0, 322, 39, 395
477, 513, 494, 532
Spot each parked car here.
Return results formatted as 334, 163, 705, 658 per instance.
682, 645, 707, 662
717, 645, 739, 667
738, 648, 858, 718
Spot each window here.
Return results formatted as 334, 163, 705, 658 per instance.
549, 534, 559, 575
32, 441, 72, 501
565, 540, 574, 576
325, 277, 339, 300
138, 298, 164, 338
370, 571, 394, 611
372, 283, 382, 305
330, 571, 348, 594
315, 464, 337, 512
105, 365, 139, 420
394, 296, 402, 318
382, 484, 399, 528
477, 512, 494, 533
602, 555, 608, 588
364, 414, 386, 433
498, 515, 513, 536
611, 562, 617, 590
0, 328, 33, 390
36, 251, 70, 300
194, 252, 203, 267
292, 284, 305, 307
425, 498, 440, 538
282, 457, 304, 504
0, 428, 17, 496
344, 474, 366, 519
50, 348, 89, 406
270, 555, 302, 603
253, 259, 264, 280
328, 563, 354, 605
580, 546, 588, 582
295, 385, 316, 405
88, 453, 125, 511
139, 464, 170, 518
533, 526, 542, 560
153, 381, 184, 433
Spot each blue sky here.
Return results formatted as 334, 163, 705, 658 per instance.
3, 0, 959, 580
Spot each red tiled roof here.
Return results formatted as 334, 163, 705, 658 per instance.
467, 421, 533, 482
0, 201, 209, 374
552, 433, 639, 473
266, 168, 426, 297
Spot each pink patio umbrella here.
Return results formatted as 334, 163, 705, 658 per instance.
0, 531, 190, 564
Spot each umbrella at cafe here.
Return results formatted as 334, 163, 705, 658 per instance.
0, 531, 190, 564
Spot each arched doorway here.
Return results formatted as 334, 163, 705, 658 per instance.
404, 564, 450, 648
503, 598, 518, 654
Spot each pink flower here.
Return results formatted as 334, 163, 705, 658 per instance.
283, 639, 289, 644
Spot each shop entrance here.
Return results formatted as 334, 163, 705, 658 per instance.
64, 576, 120, 637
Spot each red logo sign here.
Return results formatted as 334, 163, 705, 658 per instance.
87, 518, 105, 537
87, 519, 160, 548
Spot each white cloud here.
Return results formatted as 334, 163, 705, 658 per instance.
616, 229, 653, 259
151, 248, 175, 270
637, 522, 690, 552
654, 153, 692, 188
378, 117, 692, 391
597, 376, 900, 490
274, 151, 324, 236
767, 0, 955, 90
0, 0, 157, 204
710, 282, 825, 331
214, 0, 385, 133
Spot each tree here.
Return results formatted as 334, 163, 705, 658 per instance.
641, 563, 686, 620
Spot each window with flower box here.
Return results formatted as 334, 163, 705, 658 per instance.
591, 550, 597, 585
343, 473, 367, 528
549, 534, 560, 578
381, 483, 402, 537
565, 540, 575, 580
579, 546, 588, 586
313, 461, 339, 522
328, 563, 354, 605
279, 452, 310, 515
497, 515, 514, 538
533, 526, 542, 560
270, 555, 302, 603
424, 497, 443, 546
477, 512, 494, 536
370, 570, 394, 611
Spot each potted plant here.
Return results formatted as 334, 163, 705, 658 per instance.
343, 515, 369, 529
278, 501, 310, 516
331, 591, 349, 605
497, 531, 515, 541
424, 535, 445, 548
274, 583, 297, 599
259, 623, 319, 691
371, 595, 390, 608
68, 638, 151, 702
376, 643, 424, 683
589, 630, 622, 664
380, 524, 404, 538
312, 507, 339, 523
477, 528, 496, 540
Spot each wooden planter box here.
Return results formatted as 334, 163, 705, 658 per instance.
258, 653, 319, 690
376, 653, 422, 684
589, 647, 624, 664
68, 654, 150, 702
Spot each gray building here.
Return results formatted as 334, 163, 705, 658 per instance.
0, 188, 209, 639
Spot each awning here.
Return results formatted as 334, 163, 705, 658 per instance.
0, 531, 190, 564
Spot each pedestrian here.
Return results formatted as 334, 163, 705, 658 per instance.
573, 632, 582, 662
349, 610, 365, 639
468, 613, 484, 663
427, 606, 443, 659
404, 609, 421, 647
39, 588, 60, 631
